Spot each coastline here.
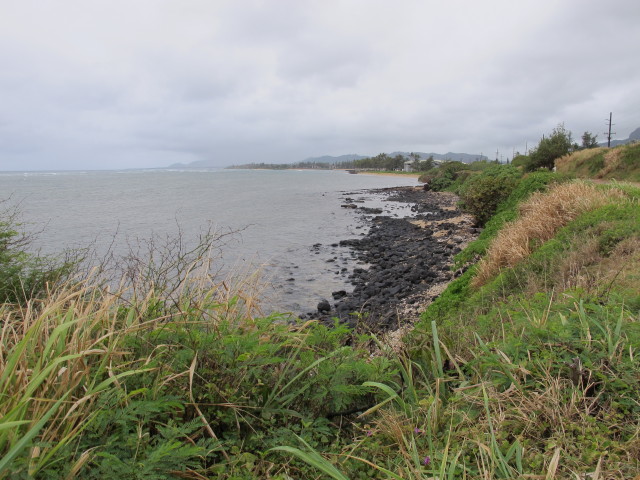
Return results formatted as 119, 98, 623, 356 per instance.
353, 171, 422, 179
227, 166, 422, 179
305, 186, 478, 330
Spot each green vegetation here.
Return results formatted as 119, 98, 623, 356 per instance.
417, 160, 503, 192
580, 131, 600, 149
525, 124, 574, 171
229, 153, 429, 172
457, 164, 521, 226
409, 176, 639, 478
227, 161, 336, 170
0, 201, 74, 304
2, 134, 639, 478
341, 153, 407, 171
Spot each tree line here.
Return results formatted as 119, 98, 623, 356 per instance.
229, 153, 437, 171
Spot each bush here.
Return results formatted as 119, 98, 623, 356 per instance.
511, 154, 529, 168
0, 202, 74, 303
418, 161, 467, 191
458, 165, 521, 226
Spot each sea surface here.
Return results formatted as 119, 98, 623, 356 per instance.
0, 168, 419, 314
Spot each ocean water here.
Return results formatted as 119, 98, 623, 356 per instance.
0, 168, 419, 313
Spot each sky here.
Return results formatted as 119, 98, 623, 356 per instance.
1, 0, 639, 171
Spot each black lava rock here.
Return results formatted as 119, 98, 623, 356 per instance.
317, 299, 331, 313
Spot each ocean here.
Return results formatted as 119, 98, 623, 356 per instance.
0, 168, 419, 314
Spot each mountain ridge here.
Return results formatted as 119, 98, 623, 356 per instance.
598, 126, 640, 147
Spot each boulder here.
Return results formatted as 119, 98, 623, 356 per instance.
317, 299, 331, 313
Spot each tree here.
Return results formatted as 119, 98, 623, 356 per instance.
390, 154, 405, 171
581, 131, 599, 149
418, 155, 435, 171
525, 124, 574, 171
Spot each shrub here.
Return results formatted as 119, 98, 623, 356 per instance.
511, 154, 529, 168
458, 164, 521, 226
419, 161, 467, 191
0, 202, 75, 303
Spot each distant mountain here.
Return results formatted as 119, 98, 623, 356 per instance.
599, 127, 640, 147
168, 159, 217, 169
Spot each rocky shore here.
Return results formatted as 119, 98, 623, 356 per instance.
302, 186, 479, 331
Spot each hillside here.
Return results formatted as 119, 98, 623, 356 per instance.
555, 142, 640, 182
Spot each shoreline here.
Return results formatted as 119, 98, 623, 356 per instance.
352, 171, 422, 179
226, 166, 422, 179
304, 186, 478, 330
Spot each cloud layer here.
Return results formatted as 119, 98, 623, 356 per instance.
1, 0, 639, 170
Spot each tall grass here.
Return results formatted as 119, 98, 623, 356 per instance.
1, 257, 400, 478
0, 281, 148, 477
0, 253, 268, 478
473, 182, 626, 286
555, 147, 607, 177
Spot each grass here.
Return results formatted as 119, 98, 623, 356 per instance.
473, 182, 626, 286
556, 142, 640, 182
0, 264, 401, 478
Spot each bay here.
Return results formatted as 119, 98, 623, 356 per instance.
0, 168, 419, 313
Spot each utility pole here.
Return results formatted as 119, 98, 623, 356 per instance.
605, 112, 616, 147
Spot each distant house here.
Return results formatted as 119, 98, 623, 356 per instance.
403, 160, 416, 172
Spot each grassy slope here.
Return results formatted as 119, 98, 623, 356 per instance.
407, 176, 639, 479
555, 142, 640, 182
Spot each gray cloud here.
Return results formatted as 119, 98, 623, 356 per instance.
0, 0, 639, 170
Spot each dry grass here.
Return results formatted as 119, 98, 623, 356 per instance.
553, 234, 640, 294
597, 148, 625, 179
0, 282, 136, 474
555, 144, 640, 182
555, 147, 607, 174
473, 182, 626, 287
458, 378, 637, 479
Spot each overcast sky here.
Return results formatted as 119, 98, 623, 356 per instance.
1, 0, 639, 171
